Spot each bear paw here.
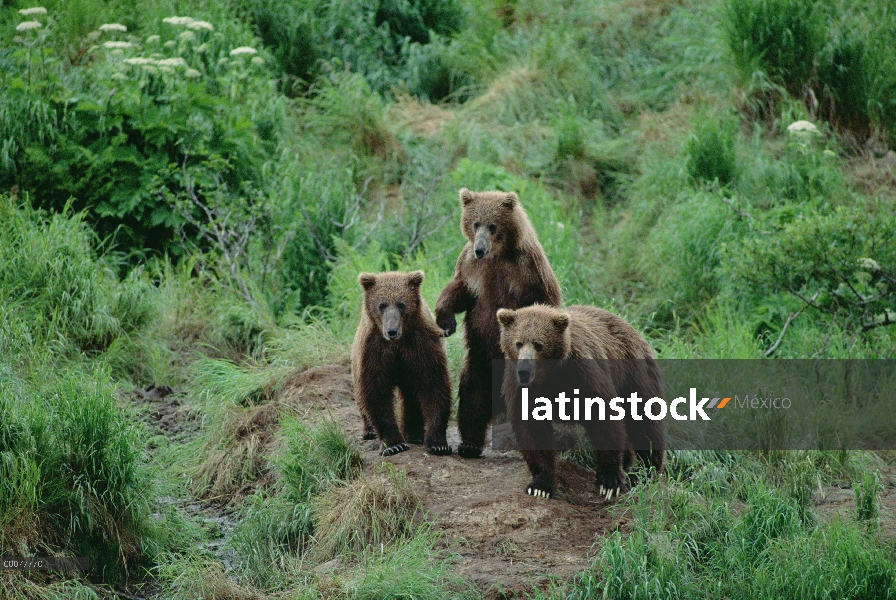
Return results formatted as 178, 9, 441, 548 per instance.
426, 444, 452, 456
596, 472, 627, 501
407, 435, 425, 445
382, 443, 410, 456
436, 313, 457, 337
526, 485, 553, 499
362, 429, 377, 441
457, 443, 482, 458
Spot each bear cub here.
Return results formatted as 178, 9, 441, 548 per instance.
352, 271, 452, 456
497, 304, 665, 499
435, 189, 561, 459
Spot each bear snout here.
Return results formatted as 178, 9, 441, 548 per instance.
517, 360, 533, 385
381, 309, 403, 340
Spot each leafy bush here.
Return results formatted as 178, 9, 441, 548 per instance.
724, 0, 824, 95
817, 30, 872, 136
1, 9, 283, 256
728, 205, 896, 332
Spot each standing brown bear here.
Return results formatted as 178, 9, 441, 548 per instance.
352, 271, 452, 456
497, 304, 665, 499
435, 189, 562, 458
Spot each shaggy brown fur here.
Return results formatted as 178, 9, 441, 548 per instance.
497, 304, 665, 499
435, 189, 562, 458
352, 271, 452, 456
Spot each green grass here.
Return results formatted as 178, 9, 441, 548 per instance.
4, 0, 896, 596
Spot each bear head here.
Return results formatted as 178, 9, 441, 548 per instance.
497, 305, 571, 386
358, 270, 425, 341
459, 188, 524, 260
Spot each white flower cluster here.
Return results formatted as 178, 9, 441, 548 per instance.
188, 21, 214, 31
103, 41, 133, 49
99, 23, 127, 32
786, 120, 820, 138
162, 16, 195, 26
16, 20, 42, 31
15, 6, 46, 34
229, 46, 257, 56
18, 7, 47, 16
122, 55, 202, 78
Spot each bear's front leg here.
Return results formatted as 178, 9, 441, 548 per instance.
358, 373, 408, 456
435, 278, 474, 337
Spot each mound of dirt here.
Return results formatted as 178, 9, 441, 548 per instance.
279, 363, 622, 596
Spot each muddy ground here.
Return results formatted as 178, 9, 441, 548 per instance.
132, 363, 896, 598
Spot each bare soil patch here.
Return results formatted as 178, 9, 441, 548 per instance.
280, 363, 622, 597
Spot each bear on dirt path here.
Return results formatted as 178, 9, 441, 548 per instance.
497, 304, 665, 499
435, 189, 562, 459
352, 270, 452, 456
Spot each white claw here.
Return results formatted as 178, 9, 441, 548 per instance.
599, 485, 605, 495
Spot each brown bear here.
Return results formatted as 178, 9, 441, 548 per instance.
497, 304, 665, 499
352, 270, 452, 456
435, 189, 562, 459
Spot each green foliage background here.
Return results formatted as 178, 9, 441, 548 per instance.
1, 0, 895, 597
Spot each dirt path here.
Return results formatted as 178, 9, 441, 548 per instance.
279, 364, 623, 596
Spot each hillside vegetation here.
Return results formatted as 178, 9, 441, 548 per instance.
1, 0, 895, 598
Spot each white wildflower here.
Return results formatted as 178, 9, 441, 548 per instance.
556, 221, 565, 230
18, 7, 47, 16
164, 40, 176, 48
123, 57, 156, 66
787, 120, 819, 137
195, 43, 208, 53
858, 258, 881, 272
103, 41, 133, 49
143, 65, 158, 74
187, 20, 213, 31
16, 21, 42, 31
162, 16, 194, 27
146, 34, 160, 44
178, 30, 195, 42
823, 149, 836, 157
110, 48, 123, 56
111, 72, 128, 81
99, 23, 127, 32
157, 57, 186, 67
217, 57, 229, 65
250, 56, 264, 66
184, 68, 201, 78
229, 46, 257, 56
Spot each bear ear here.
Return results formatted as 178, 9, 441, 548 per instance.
497, 308, 516, 329
407, 270, 424, 289
358, 273, 377, 290
552, 312, 570, 332
459, 188, 475, 206
502, 192, 518, 209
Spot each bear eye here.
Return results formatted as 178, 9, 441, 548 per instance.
378, 302, 388, 312
473, 222, 480, 229
533, 342, 544, 352
515, 342, 523, 350
488, 224, 497, 234
396, 301, 406, 312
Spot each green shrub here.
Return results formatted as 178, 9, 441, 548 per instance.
0, 200, 154, 354
817, 31, 872, 135
728, 205, 896, 331
724, 0, 824, 95
0, 367, 152, 583
1, 9, 283, 257
686, 116, 738, 186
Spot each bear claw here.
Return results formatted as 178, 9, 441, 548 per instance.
457, 443, 482, 458
382, 443, 410, 456
426, 445, 452, 456
362, 430, 377, 441
526, 486, 553, 499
